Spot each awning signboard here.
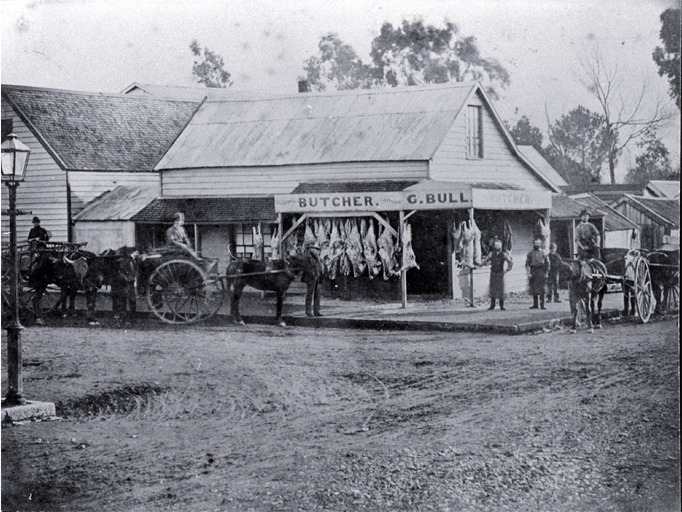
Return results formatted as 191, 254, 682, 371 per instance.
275, 183, 551, 213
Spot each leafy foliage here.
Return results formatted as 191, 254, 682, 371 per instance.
546, 106, 612, 184
506, 116, 544, 152
624, 130, 680, 184
652, 8, 681, 109
370, 20, 510, 99
301, 34, 380, 91
190, 40, 232, 88
300, 19, 510, 97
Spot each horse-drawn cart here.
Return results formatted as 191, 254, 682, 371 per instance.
600, 247, 679, 323
140, 251, 299, 326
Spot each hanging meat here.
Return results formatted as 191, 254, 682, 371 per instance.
401, 222, 419, 271
452, 220, 465, 262
472, 218, 482, 267
377, 222, 399, 280
345, 219, 366, 277
327, 219, 344, 280
270, 226, 280, 260
534, 218, 551, 252
503, 219, 513, 253
252, 225, 263, 260
362, 218, 381, 279
304, 222, 317, 248
459, 220, 475, 268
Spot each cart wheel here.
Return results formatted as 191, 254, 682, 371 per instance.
664, 271, 679, 312
146, 259, 220, 324
634, 257, 653, 323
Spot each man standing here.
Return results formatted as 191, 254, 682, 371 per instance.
546, 243, 563, 303
27, 216, 50, 242
302, 242, 324, 317
526, 237, 550, 310
575, 209, 601, 261
166, 212, 198, 259
483, 239, 513, 310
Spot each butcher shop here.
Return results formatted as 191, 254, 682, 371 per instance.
140, 80, 561, 304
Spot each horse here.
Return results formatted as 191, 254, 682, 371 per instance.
647, 249, 679, 314
559, 258, 607, 333
94, 247, 139, 322
603, 249, 637, 317
225, 256, 303, 327
26, 246, 138, 325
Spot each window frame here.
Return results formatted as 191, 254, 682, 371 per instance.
466, 105, 483, 159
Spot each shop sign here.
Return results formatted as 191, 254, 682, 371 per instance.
274, 192, 404, 212
471, 189, 552, 210
402, 189, 472, 210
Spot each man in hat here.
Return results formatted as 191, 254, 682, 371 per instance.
27, 216, 50, 242
166, 212, 198, 258
482, 239, 513, 310
526, 237, 550, 309
302, 241, 324, 317
575, 209, 601, 261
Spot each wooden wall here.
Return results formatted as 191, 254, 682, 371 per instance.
1, 98, 69, 243
429, 91, 549, 192
74, 221, 135, 253
160, 161, 428, 197
611, 202, 668, 251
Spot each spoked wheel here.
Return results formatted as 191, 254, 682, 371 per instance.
664, 271, 679, 312
146, 259, 223, 324
634, 257, 653, 323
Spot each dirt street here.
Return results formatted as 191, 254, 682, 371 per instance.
1, 316, 680, 511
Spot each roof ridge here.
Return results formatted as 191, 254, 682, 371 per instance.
2, 84, 200, 104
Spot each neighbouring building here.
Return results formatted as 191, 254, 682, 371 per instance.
609, 195, 680, 250
1, 84, 200, 245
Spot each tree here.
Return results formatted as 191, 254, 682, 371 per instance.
370, 19, 510, 99
579, 46, 676, 184
624, 130, 680, 184
506, 116, 544, 152
300, 19, 510, 97
190, 40, 232, 88
545, 106, 611, 184
300, 34, 379, 91
653, 8, 681, 109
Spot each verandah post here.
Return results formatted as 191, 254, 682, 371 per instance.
468, 207, 475, 308
399, 210, 406, 308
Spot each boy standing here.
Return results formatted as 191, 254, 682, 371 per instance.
526, 238, 550, 309
547, 243, 563, 303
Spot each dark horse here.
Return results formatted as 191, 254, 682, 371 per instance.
647, 249, 679, 314
225, 257, 302, 327
27, 246, 138, 324
559, 258, 608, 333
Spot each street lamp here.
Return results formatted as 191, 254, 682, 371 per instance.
2, 133, 31, 407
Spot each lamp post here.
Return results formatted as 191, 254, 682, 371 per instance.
2, 133, 31, 407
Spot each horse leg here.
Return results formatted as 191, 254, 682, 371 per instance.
586, 293, 594, 334
86, 288, 99, 325
275, 290, 286, 327
230, 282, 245, 325
32, 284, 47, 325
595, 290, 604, 328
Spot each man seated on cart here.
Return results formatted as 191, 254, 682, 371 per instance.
575, 209, 601, 261
166, 212, 200, 260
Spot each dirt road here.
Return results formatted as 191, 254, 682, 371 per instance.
2, 317, 679, 511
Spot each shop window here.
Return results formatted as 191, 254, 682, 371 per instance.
467, 105, 483, 158
233, 223, 273, 259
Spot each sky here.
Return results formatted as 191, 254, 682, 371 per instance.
1, 0, 680, 182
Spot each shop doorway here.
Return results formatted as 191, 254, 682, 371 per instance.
406, 211, 449, 295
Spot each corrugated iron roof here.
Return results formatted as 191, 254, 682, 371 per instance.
132, 197, 276, 224
626, 196, 680, 227
551, 194, 603, 220
570, 194, 639, 232
156, 82, 478, 169
292, 181, 420, 194
74, 185, 158, 221
2, 85, 200, 171
647, 180, 680, 198
516, 146, 568, 187
120, 83, 279, 101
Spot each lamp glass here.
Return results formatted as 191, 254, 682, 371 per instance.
1, 134, 31, 181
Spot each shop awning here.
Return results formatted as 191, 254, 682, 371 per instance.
132, 197, 277, 224
276, 180, 552, 213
